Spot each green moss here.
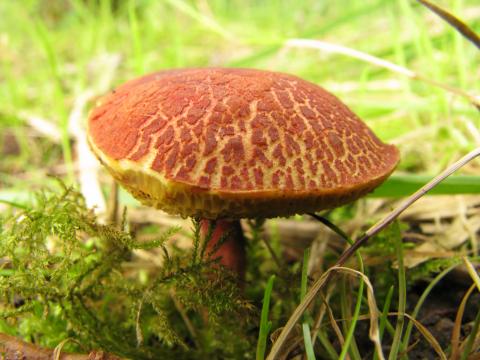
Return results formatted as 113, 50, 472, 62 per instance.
0, 187, 255, 359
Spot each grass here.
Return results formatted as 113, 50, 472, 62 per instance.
0, 0, 480, 358
315, 217, 367, 360
256, 275, 275, 360
401, 262, 461, 350
300, 249, 316, 360
375, 285, 394, 360
390, 223, 406, 360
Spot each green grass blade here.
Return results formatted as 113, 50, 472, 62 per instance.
374, 286, 394, 360
300, 248, 316, 359
228, 0, 388, 67
30, 19, 74, 184
370, 175, 480, 198
302, 323, 316, 360
164, 0, 233, 40
257, 275, 275, 360
0, 199, 28, 210
317, 331, 339, 359
460, 305, 480, 360
128, 0, 145, 75
380, 286, 394, 341
300, 248, 310, 302
389, 223, 406, 360
401, 263, 460, 352
339, 278, 364, 360
0, 190, 35, 207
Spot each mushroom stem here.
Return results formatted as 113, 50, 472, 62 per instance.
200, 219, 246, 281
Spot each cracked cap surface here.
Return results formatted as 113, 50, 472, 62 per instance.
88, 68, 399, 219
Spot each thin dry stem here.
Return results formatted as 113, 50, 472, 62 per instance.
462, 257, 480, 292
310, 284, 334, 346
416, 0, 480, 50
285, 39, 480, 108
325, 295, 349, 360
450, 284, 477, 359
336, 147, 480, 267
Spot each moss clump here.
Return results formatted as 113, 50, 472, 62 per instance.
0, 186, 255, 359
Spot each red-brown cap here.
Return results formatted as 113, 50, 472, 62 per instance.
87, 68, 399, 219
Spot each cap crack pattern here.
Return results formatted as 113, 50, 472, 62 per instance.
89, 68, 398, 194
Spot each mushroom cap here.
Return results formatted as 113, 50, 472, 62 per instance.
88, 68, 399, 219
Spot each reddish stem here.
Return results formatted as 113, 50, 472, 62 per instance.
200, 219, 246, 281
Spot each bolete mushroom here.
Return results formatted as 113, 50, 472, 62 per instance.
87, 68, 399, 280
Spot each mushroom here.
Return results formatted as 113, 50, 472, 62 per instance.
87, 68, 399, 280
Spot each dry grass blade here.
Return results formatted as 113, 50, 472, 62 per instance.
404, 338, 421, 355
463, 257, 480, 292
354, 311, 447, 359
310, 284, 335, 346
417, 0, 480, 50
269, 326, 304, 360
164, 0, 235, 40
20, 112, 62, 142
336, 148, 480, 267
323, 293, 348, 359
267, 267, 384, 360
266, 270, 330, 359
285, 39, 480, 108
53, 338, 74, 360
389, 312, 447, 360
450, 284, 477, 360
69, 90, 107, 215
135, 299, 145, 347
